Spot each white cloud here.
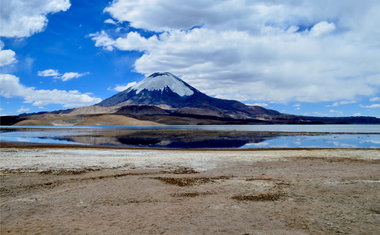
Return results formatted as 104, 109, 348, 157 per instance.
0, 40, 17, 67
293, 103, 301, 110
352, 113, 362, 116
340, 100, 356, 105
248, 103, 268, 107
103, 0, 380, 42
104, 18, 117, 25
89, 31, 115, 51
113, 82, 137, 92
17, 107, 30, 113
61, 72, 90, 81
326, 100, 356, 107
38, 69, 60, 77
327, 102, 339, 107
0, 0, 71, 38
0, 74, 101, 108
92, 0, 380, 103
37, 69, 89, 81
309, 21, 336, 37
370, 97, 380, 102
313, 112, 327, 116
329, 109, 343, 115
360, 104, 380, 109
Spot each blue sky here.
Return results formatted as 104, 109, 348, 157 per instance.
1, 0, 379, 117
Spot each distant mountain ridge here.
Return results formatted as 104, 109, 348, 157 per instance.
1, 72, 379, 126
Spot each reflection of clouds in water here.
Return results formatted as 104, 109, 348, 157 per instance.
294, 138, 301, 145
16, 137, 31, 142
243, 142, 268, 148
339, 143, 358, 148
12, 136, 85, 145
244, 134, 369, 149
158, 140, 172, 146
1, 127, 379, 149
270, 145, 290, 148
332, 141, 357, 148
358, 139, 380, 147
366, 140, 380, 144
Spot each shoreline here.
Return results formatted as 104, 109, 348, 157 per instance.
1, 141, 380, 151
2, 147, 380, 174
2, 125, 380, 135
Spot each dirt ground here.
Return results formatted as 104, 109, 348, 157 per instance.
1, 148, 380, 234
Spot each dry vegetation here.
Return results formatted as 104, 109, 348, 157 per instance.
153, 176, 230, 186
232, 192, 283, 201
245, 177, 273, 181
171, 191, 213, 197
162, 166, 200, 174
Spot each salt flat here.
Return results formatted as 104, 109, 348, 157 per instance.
1, 148, 380, 234
1, 148, 379, 172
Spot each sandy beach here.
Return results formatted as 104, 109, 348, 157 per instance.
1, 146, 380, 234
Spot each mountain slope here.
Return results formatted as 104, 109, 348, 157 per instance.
98, 72, 197, 107
98, 72, 279, 119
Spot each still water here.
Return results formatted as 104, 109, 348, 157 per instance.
1, 125, 379, 149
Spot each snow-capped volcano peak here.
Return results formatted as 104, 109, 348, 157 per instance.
130, 72, 194, 97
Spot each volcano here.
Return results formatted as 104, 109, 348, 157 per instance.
1, 72, 379, 125
97, 72, 280, 119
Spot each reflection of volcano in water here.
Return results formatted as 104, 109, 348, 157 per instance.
58, 130, 273, 148
167, 139, 249, 148
3, 127, 379, 149
116, 137, 252, 148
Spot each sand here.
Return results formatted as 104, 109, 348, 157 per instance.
74, 114, 160, 126
13, 114, 160, 126
1, 147, 380, 234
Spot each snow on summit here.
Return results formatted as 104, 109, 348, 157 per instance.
131, 72, 194, 96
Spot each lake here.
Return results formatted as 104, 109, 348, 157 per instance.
1, 125, 379, 149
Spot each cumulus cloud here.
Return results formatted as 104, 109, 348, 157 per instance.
329, 109, 343, 115
360, 104, 380, 109
309, 21, 336, 37
326, 100, 356, 107
37, 69, 89, 81
340, 100, 357, 105
104, 18, 117, 25
17, 107, 30, 113
113, 82, 137, 92
0, 0, 71, 38
292, 104, 301, 110
38, 69, 60, 77
0, 74, 101, 107
0, 41, 17, 67
89, 31, 115, 51
92, 0, 380, 103
92, 28, 377, 102
61, 72, 90, 81
370, 97, 380, 102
